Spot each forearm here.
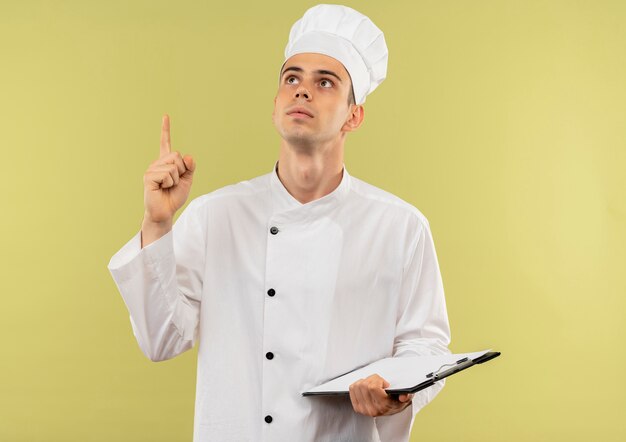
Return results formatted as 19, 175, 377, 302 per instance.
141, 214, 172, 248
109, 230, 200, 361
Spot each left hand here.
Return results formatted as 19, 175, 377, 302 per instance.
349, 374, 414, 417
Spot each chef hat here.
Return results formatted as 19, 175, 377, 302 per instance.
283, 4, 388, 105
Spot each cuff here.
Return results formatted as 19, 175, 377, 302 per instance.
108, 229, 175, 284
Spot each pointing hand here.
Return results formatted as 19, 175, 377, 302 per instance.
143, 114, 196, 225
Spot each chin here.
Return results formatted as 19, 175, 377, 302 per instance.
283, 130, 321, 149
277, 124, 310, 142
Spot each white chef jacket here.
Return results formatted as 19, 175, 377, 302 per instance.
108, 164, 451, 442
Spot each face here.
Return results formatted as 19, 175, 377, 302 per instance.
272, 52, 363, 148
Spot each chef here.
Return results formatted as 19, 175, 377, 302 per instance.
108, 4, 451, 441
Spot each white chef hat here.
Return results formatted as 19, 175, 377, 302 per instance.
283, 4, 388, 105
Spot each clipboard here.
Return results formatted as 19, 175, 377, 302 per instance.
302, 350, 501, 397
388, 351, 501, 395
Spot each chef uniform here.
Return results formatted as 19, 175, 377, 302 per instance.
108, 4, 451, 442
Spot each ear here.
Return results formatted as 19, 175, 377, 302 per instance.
341, 105, 365, 133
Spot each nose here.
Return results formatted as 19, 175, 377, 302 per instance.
294, 85, 311, 100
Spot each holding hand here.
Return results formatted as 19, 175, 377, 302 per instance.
349, 374, 414, 417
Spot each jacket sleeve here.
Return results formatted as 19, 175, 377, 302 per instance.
107, 199, 206, 362
375, 218, 452, 442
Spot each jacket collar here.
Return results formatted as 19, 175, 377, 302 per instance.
269, 161, 351, 221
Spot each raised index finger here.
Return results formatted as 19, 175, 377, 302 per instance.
160, 114, 171, 158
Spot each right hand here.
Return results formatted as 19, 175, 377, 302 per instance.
143, 114, 196, 224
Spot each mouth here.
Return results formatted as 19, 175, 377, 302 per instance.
286, 107, 314, 118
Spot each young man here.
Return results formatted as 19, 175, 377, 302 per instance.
109, 4, 450, 441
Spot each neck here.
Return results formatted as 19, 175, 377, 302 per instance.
276, 137, 345, 204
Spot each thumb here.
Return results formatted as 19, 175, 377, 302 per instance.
182, 155, 196, 175
398, 393, 414, 403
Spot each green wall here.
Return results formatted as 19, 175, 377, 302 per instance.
1, 1, 624, 440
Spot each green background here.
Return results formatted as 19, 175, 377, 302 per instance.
1, 0, 625, 440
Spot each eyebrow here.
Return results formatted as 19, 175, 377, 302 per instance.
281, 66, 343, 83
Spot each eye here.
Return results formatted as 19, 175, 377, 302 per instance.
320, 79, 334, 88
286, 76, 299, 85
